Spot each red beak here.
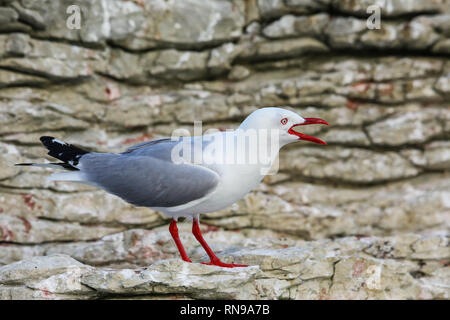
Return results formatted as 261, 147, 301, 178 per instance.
288, 118, 329, 145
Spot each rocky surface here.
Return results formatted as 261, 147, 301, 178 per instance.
1, 233, 448, 299
0, 0, 449, 299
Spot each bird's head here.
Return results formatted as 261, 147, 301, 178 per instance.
239, 107, 329, 146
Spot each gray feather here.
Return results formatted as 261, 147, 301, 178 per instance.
122, 138, 172, 154
80, 138, 219, 208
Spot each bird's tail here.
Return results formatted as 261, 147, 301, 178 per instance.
15, 136, 90, 182
15, 162, 78, 170
39, 136, 89, 166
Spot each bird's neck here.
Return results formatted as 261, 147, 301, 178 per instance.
231, 127, 282, 172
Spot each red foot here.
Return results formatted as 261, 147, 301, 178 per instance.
201, 258, 247, 268
169, 219, 192, 263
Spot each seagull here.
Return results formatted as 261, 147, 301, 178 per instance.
16, 107, 328, 268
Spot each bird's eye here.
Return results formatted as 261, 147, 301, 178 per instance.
281, 118, 288, 125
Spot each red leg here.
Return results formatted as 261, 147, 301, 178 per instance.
169, 219, 192, 263
192, 218, 247, 268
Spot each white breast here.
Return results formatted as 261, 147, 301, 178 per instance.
157, 131, 275, 218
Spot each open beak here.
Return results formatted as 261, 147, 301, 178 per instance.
288, 118, 329, 145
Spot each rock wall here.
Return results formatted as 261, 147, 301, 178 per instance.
0, 0, 449, 299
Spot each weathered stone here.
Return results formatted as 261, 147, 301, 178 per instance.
401, 17, 441, 49
250, 37, 329, 59
423, 142, 450, 170
113, 0, 245, 50
0, 214, 122, 243
404, 141, 450, 170
435, 62, 450, 95
0, 34, 108, 79
333, 0, 446, 17
7, 0, 143, 44
10, 1, 46, 30
0, 188, 165, 227
0, 102, 90, 134
1, 234, 448, 299
0, 0, 448, 301
257, 0, 328, 19
405, 79, 443, 101
366, 109, 444, 146
433, 39, 450, 54
104, 49, 145, 81
0, 69, 49, 87
262, 13, 329, 38
0, 254, 89, 284
0, 7, 19, 26
326, 17, 366, 48
151, 49, 209, 81
0, 142, 21, 181
228, 65, 251, 80
82, 259, 261, 299
207, 43, 242, 75
326, 16, 446, 50
373, 57, 443, 82
280, 146, 421, 183
318, 128, 370, 146
0, 254, 94, 299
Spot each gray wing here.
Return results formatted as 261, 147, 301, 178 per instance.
122, 138, 172, 154
79, 139, 219, 208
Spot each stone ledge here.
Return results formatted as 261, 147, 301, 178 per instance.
1, 233, 448, 299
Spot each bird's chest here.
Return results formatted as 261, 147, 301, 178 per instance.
215, 163, 265, 200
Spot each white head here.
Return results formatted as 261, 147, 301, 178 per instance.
239, 107, 329, 146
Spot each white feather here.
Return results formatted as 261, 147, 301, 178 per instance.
46, 171, 84, 182
28, 163, 66, 170
46, 171, 100, 188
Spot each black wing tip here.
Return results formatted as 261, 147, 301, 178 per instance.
15, 163, 33, 166
38, 136, 89, 164
40, 136, 55, 146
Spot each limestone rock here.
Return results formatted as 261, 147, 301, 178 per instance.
0, 214, 123, 243
280, 146, 421, 183
257, 0, 328, 19
366, 109, 444, 146
241, 37, 329, 60
0, 254, 94, 299
0, 34, 108, 79
1, 234, 448, 299
262, 14, 329, 38
228, 65, 251, 80
82, 260, 261, 299
113, 0, 245, 50
334, 0, 447, 17
0, 254, 88, 284
0, 0, 448, 300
